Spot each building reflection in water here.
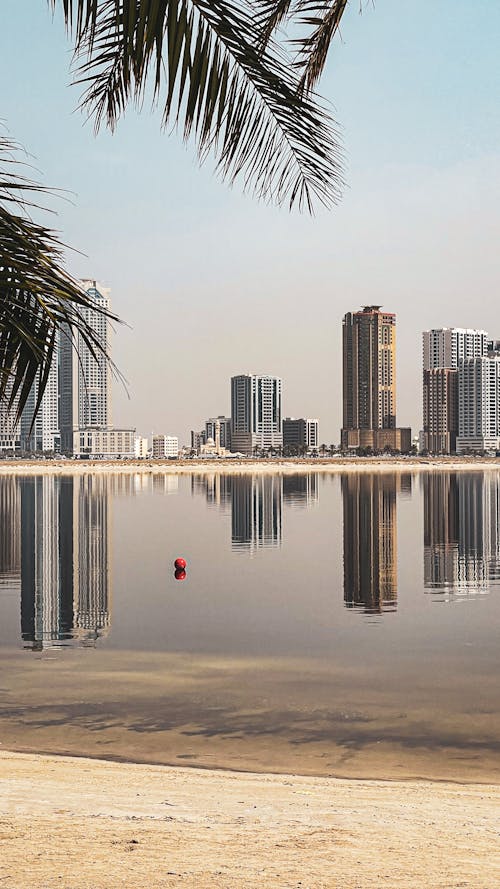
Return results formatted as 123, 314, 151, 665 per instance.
342, 474, 398, 613
192, 472, 320, 552
20, 475, 111, 649
282, 473, 319, 508
231, 475, 282, 552
423, 473, 500, 598
0, 477, 21, 590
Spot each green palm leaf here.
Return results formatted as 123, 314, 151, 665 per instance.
0, 136, 117, 420
52, 0, 344, 211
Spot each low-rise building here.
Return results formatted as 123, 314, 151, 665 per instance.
73, 427, 136, 459
134, 436, 149, 459
152, 434, 179, 458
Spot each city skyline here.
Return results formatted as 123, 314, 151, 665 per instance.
3, 3, 499, 445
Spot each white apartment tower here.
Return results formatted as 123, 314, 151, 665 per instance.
20, 336, 59, 452
422, 327, 489, 454
456, 355, 500, 453
59, 280, 112, 453
231, 374, 282, 455
423, 328, 488, 371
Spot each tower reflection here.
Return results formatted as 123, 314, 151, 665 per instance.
0, 477, 20, 590
231, 475, 282, 551
423, 473, 500, 597
20, 475, 111, 649
342, 474, 398, 613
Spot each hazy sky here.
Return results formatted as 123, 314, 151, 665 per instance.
2, 1, 500, 443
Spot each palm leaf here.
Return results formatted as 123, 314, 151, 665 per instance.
256, 1, 351, 93
0, 135, 118, 420
51, 0, 344, 211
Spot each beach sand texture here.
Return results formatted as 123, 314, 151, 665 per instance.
0, 750, 498, 888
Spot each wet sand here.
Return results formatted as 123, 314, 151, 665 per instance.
0, 749, 498, 889
1, 649, 499, 784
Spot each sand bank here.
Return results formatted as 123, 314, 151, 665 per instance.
0, 750, 498, 889
0, 456, 500, 476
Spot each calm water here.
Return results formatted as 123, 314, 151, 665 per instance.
0, 469, 499, 781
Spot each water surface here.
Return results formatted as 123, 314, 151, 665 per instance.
0, 470, 498, 782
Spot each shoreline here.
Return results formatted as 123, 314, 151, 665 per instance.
0, 749, 498, 888
1, 456, 500, 475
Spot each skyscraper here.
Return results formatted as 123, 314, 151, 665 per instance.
231, 374, 282, 455
20, 334, 59, 452
423, 328, 488, 371
341, 306, 410, 452
59, 280, 112, 453
422, 327, 488, 453
456, 354, 500, 453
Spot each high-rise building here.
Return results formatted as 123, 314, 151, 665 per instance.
456, 355, 500, 453
0, 380, 20, 453
341, 306, 410, 452
422, 368, 458, 454
205, 416, 231, 451
20, 336, 59, 452
282, 418, 319, 453
423, 328, 488, 371
422, 327, 488, 453
59, 279, 112, 453
231, 374, 282, 455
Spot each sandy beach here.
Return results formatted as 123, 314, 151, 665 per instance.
0, 750, 498, 889
0, 456, 499, 476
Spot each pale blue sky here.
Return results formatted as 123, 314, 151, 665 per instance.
2, 1, 500, 441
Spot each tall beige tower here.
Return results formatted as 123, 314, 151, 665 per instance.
341, 306, 409, 451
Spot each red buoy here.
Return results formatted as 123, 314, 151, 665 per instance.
174, 557, 187, 570
174, 568, 187, 581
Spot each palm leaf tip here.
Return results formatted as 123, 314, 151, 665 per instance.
63, 0, 344, 211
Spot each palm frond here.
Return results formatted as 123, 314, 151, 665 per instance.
52, 0, 344, 211
292, 0, 349, 93
0, 135, 118, 419
255, 1, 352, 93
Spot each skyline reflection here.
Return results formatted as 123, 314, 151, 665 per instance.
191, 472, 320, 551
19, 476, 111, 649
423, 472, 500, 599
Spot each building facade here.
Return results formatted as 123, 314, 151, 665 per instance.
231, 374, 282, 455
152, 434, 179, 458
341, 306, 410, 451
73, 427, 136, 459
422, 368, 458, 453
59, 280, 112, 453
456, 355, 500, 453
423, 327, 488, 371
20, 336, 60, 452
205, 416, 231, 451
282, 417, 319, 452
134, 436, 149, 459
422, 327, 488, 453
